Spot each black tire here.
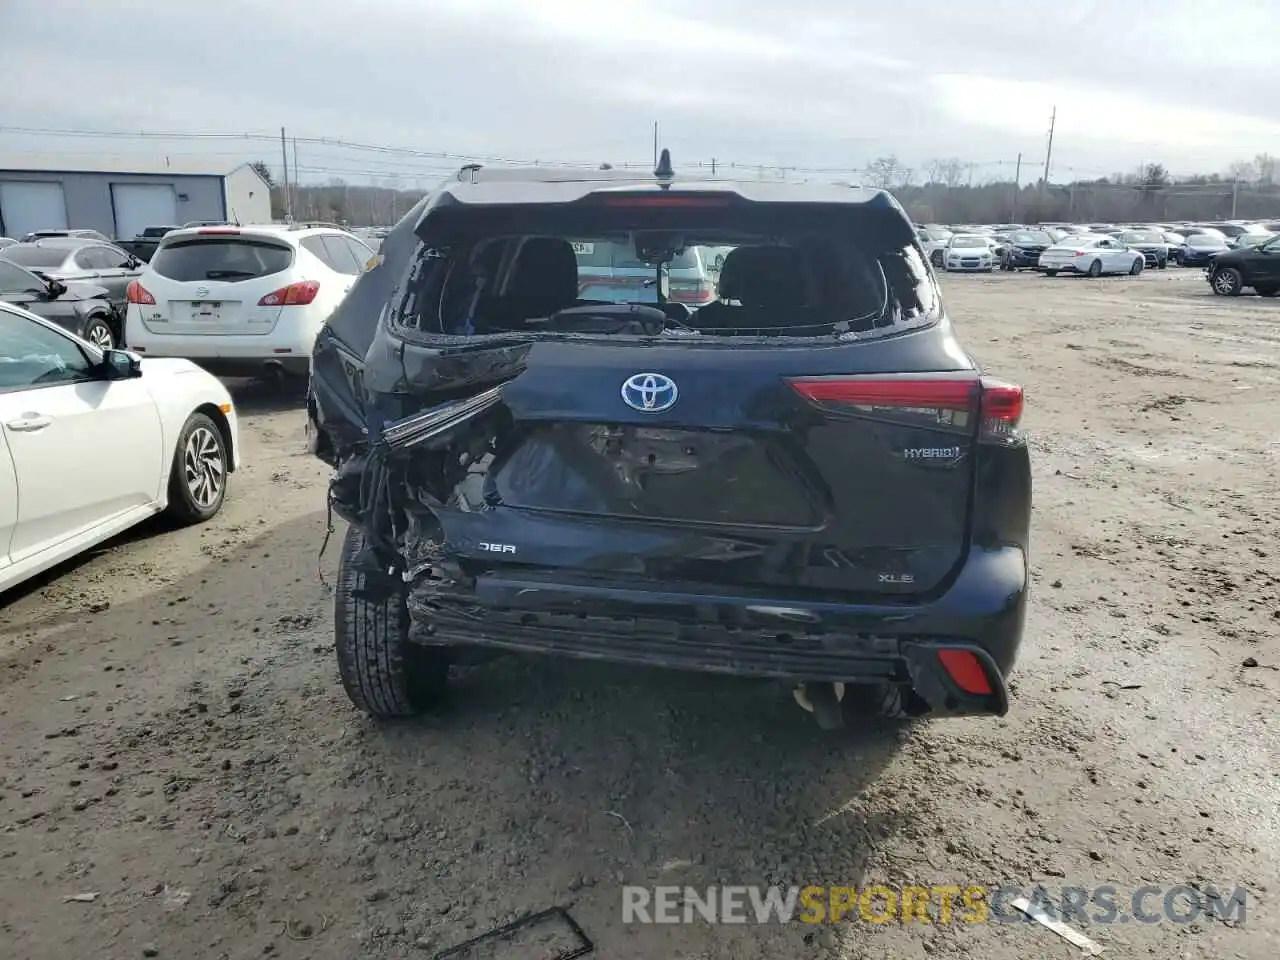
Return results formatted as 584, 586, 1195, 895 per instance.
335, 525, 449, 718
1158, 258, 1168, 269
82, 315, 115, 350
1044, 269, 1058, 277
841, 682, 910, 722
1210, 267, 1243, 297
1087, 259, 1103, 279
1129, 258, 1143, 276
930, 249, 944, 267
164, 412, 227, 524
1176, 252, 1185, 267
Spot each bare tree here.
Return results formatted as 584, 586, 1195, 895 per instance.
936, 158, 966, 188
1141, 163, 1169, 187
862, 155, 903, 189
249, 160, 276, 188
1254, 153, 1277, 186
1227, 159, 1258, 183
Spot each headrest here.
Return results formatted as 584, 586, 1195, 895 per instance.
506, 237, 579, 301
716, 245, 806, 306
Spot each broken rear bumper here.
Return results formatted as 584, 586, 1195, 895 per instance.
406, 546, 1025, 717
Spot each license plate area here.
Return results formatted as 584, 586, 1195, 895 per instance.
189, 301, 221, 320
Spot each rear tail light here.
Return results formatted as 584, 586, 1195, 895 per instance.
977, 376, 1024, 441
258, 280, 319, 306
786, 374, 1023, 443
125, 280, 156, 305
937, 649, 993, 695
669, 281, 715, 304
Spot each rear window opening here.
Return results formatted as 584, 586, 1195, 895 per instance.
2, 246, 69, 269
150, 237, 294, 283
391, 204, 938, 341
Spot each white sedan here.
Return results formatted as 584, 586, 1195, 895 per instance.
941, 235, 996, 272
0, 301, 240, 595
1037, 235, 1145, 278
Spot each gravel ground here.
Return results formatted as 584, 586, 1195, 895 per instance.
1, 268, 1277, 960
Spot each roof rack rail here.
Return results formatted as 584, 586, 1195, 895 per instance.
285, 221, 347, 231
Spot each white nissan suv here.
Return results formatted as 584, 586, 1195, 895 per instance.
123, 223, 374, 378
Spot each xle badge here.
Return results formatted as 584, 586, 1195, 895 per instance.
879, 573, 915, 584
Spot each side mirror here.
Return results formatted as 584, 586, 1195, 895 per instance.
127, 256, 142, 269
100, 348, 142, 380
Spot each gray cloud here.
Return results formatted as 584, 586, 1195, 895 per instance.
1, 0, 1275, 185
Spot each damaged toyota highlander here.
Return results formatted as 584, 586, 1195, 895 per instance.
306, 153, 1031, 730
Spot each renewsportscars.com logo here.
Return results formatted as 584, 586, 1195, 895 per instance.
622, 884, 1248, 926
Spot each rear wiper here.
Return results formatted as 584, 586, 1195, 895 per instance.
204, 269, 256, 279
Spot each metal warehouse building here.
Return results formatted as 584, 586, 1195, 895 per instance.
0, 155, 272, 241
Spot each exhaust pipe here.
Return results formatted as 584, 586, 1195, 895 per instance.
793, 682, 845, 730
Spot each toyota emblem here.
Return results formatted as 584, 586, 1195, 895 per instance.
621, 372, 678, 413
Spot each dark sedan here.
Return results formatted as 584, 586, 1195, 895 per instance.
1177, 234, 1231, 267
1117, 230, 1170, 269
0, 237, 143, 319
1000, 230, 1054, 270
0, 257, 120, 348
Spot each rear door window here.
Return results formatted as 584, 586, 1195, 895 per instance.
343, 236, 374, 272
320, 235, 362, 275
2, 246, 70, 269
150, 237, 294, 282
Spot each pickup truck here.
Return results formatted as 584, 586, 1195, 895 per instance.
117, 222, 233, 262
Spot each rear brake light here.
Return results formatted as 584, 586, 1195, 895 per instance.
258, 280, 319, 306
596, 194, 731, 208
126, 280, 156, 305
937, 649, 993, 695
198, 228, 240, 235
786, 374, 1023, 442
787, 375, 978, 410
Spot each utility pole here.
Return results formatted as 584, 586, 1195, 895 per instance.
1012, 152, 1022, 220
1231, 178, 1240, 218
292, 138, 299, 222
967, 163, 974, 187
1042, 106, 1057, 188
652, 122, 659, 166
710, 157, 717, 175
279, 126, 291, 222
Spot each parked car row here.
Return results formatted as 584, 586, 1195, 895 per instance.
916, 217, 1280, 285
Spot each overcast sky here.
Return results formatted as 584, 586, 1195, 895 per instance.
1, 0, 1276, 186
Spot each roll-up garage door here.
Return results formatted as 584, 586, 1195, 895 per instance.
111, 183, 178, 241
0, 181, 69, 238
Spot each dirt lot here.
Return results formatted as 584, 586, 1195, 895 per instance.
2, 268, 1277, 960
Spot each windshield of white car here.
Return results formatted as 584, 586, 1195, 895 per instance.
949, 237, 988, 248
1121, 232, 1163, 243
